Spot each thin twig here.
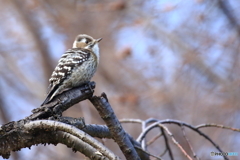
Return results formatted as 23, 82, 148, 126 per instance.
146, 132, 162, 146
141, 121, 147, 150
196, 123, 240, 132
120, 119, 144, 124
181, 125, 199, 160
159, 124, 193, 160
137, 122, 192, 160
134, 146, 163, 160
124, 118, 231, 160
157, 119, 229, 160
159, 148, 167, 157
161, 128, 174, 160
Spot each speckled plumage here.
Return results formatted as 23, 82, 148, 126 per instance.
41, 34, 101, 105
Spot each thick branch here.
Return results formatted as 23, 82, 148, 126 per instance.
0, 82, 150, 159
28, 82, 95, 120
90, 93, 141, 160
58, 117, 150, 160
57, 131, 109, 160
0, 120, 119, 160
57, 116, 150, 160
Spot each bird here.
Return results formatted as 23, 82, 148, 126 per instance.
41, 34, 102, 106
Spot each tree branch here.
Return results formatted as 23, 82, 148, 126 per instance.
0, 120, 119, 160
90, 93, 142, 160
1, 82, 150, 159
28, 82, 95, 120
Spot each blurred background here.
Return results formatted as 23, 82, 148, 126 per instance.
0, 0, 240, 159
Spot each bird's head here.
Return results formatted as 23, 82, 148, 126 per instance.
73, 34, 102, 54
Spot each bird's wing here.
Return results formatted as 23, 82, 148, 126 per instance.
41, 48, 91, 106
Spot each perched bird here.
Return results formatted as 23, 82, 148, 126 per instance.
41, 34, 102, 106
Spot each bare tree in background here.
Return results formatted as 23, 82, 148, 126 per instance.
0, 0, 240, 160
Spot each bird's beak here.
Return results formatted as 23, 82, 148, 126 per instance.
95, 38, 102, 43
88, 38, 102, 48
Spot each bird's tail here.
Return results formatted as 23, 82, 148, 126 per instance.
41, 96, 51, 106
41, 85, 58, 106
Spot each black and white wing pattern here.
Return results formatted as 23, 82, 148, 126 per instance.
41, 48, 91, 105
